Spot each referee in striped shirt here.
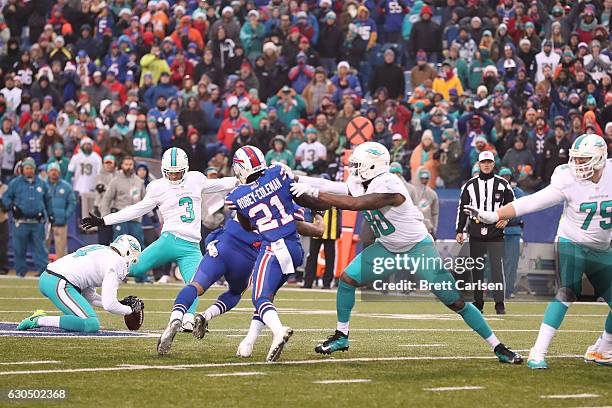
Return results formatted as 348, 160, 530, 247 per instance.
303, 207, 342, 289
456, 151, 515, 314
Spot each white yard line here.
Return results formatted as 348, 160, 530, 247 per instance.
206, 371, 266, 377
313, 379, 371, 384
0, 354, 583, 376
424, 386, 484, 392
540, 394, 600, 399
0, 360, 60, 365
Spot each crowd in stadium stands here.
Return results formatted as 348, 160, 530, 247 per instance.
1, 0, 612, 277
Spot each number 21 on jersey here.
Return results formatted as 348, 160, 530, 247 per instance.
248, 195, 292, 232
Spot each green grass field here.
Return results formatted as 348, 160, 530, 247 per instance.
1, 276, 610, 407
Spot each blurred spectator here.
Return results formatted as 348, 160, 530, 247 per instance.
410, 50, 437, 90
369, 48, 405, 100
296, 127, 326, 174
266, 135, 295, 169
1, 117, 22, 182
541, 123, 571, 183
0, 177, 8, 274
99, 155, 144, 245
67, 137, 102, 195
501, 136, 536, 180
180, 129, 208, 174
436, 128, 462, 188
413, 168, 439, 238
45, 162, 75, 258
410, 130, 438, 188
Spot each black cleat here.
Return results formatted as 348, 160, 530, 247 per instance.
495, 302, 506, 315
315, 330, 349, 354
192, 313, 208, 339
494, 343, 523, 364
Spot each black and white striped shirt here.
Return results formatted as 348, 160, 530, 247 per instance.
456, 174, 515, 239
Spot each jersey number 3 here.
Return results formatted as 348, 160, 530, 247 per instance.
579, 200, 612, 230
179, 197, 195, 223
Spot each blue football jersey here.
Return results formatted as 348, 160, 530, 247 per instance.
226, 165, 301, 243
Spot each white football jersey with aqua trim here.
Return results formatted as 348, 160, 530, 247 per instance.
357, 172, 429, 252
104, 172, 237, 242
551, 160, 612, 251
48, 245, 127, 290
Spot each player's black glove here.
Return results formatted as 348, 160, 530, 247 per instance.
120, 295, 144, 313
95, 183, 106, 194
81, 212, 105, 229
11, 205, 23, 219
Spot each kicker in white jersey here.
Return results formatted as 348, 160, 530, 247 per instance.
103, 171, 237, 242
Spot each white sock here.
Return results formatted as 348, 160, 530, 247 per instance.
38, 316, 60, 328
203, 305, 222, 322
599, 331, 612, 352
261, 310, 283, 337
532, 323, 556, 357
243, 319, 265, 345
485, 333, 501, 349
169, 310, 183, 323
337, 321, 349, 336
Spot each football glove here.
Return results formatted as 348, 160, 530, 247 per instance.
120, 295, 144, 313
206, 239, 219, 258
463, 205, 499, 224
81, 212, 105, 229
290, 182, 319, 198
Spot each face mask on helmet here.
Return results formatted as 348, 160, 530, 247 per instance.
110, 234, 142, 267
348, 142, 390, 182
568, 134, 607, 180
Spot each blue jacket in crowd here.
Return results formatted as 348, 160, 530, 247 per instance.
46, 179, 76, 226
2, 175, 52, 220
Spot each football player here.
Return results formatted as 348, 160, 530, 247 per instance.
81, 147, 237, 331
291, 142, 523, 364
223, 145, 312, 362
17, 235, 142, 333
157, 211, 324, 356
465, 134, 612, 368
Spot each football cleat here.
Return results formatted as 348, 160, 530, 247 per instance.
527, 348, 548, 369
266, 327, 293, 362
595, 350, 612, 366
181, 313, 195, 332
314, 330, 349, 355
584, 344, 602, 363
17, 310, 46, 331
237, 339, 254, 358
192, 313, 208, 339
157, 319, 182, 355
494, 343, 523, 364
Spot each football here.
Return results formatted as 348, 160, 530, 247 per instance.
124, 309, 144, 331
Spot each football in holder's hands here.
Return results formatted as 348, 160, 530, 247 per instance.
120, 296, 144, 331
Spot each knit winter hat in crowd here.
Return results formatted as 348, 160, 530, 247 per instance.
21, 157, 36, 169
498, 167, 512, 177
418, 168, 431, 179
103, 154, 116, 163
47, 162, 61, 173
389, 162, 403, 174
337, 61, 350, 71
420, 5, 432, 16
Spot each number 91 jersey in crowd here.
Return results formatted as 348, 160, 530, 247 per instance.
226, 164, 302, 243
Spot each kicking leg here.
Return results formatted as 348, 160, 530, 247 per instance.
176, 242, 204, 330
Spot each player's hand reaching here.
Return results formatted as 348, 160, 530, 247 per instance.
81, 212, 105, 229
120, 295, 144, 313
206, 240, 219, 257
463, 205, 499, 224
290, 182, 319, 198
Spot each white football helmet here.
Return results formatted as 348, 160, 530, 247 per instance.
110, 234, 142, 267
348, 141, 390, 182
568, 133, 608, 180
161, 147, 189, 184
232, 145, 267, 183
